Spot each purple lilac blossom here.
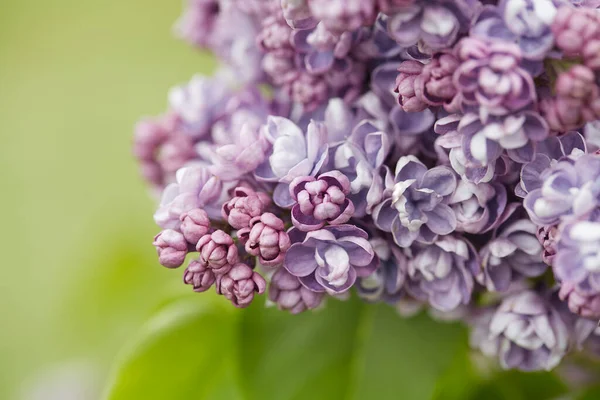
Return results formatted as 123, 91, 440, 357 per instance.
138, 0, 600, 372
448, 179, 507, 233
470, 0, 559, 61
405, 235, 478, 312
356, 237, 408, 303
453, 37, 536, 117
255, 116, 329, 207
154, 165, 233, 228
387, 0, 479, 51
289, 171, 355, 231
554, 219, 600, 299
372, 155, 458, 248
284, 225, 378, 293
478, 218, 548, 292
524, 154, 600, 226
469, 290, 570, 371
269, 267, 324, 313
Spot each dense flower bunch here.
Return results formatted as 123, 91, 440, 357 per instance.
135, 0, 600, 372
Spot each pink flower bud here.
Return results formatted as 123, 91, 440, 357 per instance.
183, 260, 216, 292
242, 213, 291, 267
196, 230, 238, 275
395, 60, 427, 112
153, 229, 188, 268
180, 208, 211, 245
269, 268, 323, 313
222, 187, 271, 229
216, 263, 266, 308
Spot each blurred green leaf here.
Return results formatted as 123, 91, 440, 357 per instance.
102, 297, 243, 400
104, 296, 472, 400
467, 370, 567, 400
577, 385, 600, 400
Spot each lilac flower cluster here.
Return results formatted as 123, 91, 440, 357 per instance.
136, 0, 600, 372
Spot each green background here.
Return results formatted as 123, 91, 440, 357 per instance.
0, 1, 597, 399
0, 0, 214, 398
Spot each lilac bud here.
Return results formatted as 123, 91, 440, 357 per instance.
180, 208, 211, 245
269, 268, 324, 313
257, 15, 293, 52
216, 263, 267, 308
222, 187, 271, 229
536, 225, 558, 266
183, 260, 216, 292
153, 229, 188, 268
541, 65, 600, 132
559, 282, 600, 319
284, 73, 329, 111
242, 213, 291, 267
395, 61, 427, 112
552, 7, 600, 69
290, 171, 355, 231
196, 230, 238, 275
415, 51, 459, 109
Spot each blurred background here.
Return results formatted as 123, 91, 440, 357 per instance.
0, 1, 216, 398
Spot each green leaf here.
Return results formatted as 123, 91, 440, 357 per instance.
238, 298, 466, 400
349, 304, 465, 400
102, 297, 243, 400
111, 294, 577, 400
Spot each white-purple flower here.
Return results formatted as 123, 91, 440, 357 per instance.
448, 179, 508, 233
356, 237, 408, 304
405, 235, 478, 312
554, 219, 600, 298
479, 218, 548, 292
284, 225, 378, 293
524, 154, 600, 226
154, 165, 233, 228
387, 0, 479, 50
478, 290, 569, 371
373, 156, 458, 247
255, 116, 329, 207
471, 0, 559, 61
457, 111, 549, 166
454, 37, 537, 116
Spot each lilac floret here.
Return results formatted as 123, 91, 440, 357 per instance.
524, 154, 600, 226
372, 155, 458, 248
284, 225, 379, 293
405, 235, 478, 312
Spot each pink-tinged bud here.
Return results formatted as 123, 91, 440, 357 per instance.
180, 208, 211, 245
269, 268, 323, 314
153, 229, 188, 268
196, 230, 238, 275
559, 282, 600, 319
216, 263, 266, 308
415, 51, 459, 109
541, 65, 600, 132
536, 225, 558, 266
241, 213, 291, 267
183, 260, 216, 292
395, 61, 427, 112
222, 187, 271, 229
552, 7, 600, 70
